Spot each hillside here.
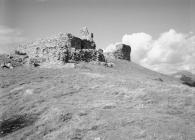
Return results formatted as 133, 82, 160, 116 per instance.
0, 60, 195, 140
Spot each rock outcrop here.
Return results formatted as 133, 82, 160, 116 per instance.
180, 75, 195, 87
172, 71, 195, 87
105, 43, 131, 61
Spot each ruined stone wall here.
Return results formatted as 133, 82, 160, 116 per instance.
0, 27, 109, 69
12, 29, 104, 67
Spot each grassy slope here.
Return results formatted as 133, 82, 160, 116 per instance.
0, 60, 195, 140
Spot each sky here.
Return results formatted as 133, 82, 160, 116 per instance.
0, 0, 195, 74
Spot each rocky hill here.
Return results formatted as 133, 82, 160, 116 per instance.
0, 28, 194, 140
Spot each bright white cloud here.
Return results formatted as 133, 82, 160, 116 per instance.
0, 25, 25, 54
106, 29, 195, 74
122, 32, 153, 63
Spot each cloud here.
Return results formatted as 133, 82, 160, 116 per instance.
122, 32, 153, 63
0, 25, 25, 54
106, 29, 195, 74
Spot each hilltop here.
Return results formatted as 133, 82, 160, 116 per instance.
0, 28, 195, 140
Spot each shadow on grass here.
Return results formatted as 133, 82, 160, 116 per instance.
0, 114, 38, 137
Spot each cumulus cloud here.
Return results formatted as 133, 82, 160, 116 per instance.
0, 25, 25, 54
122, 32, 153, 63
106, 29, 195, 74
